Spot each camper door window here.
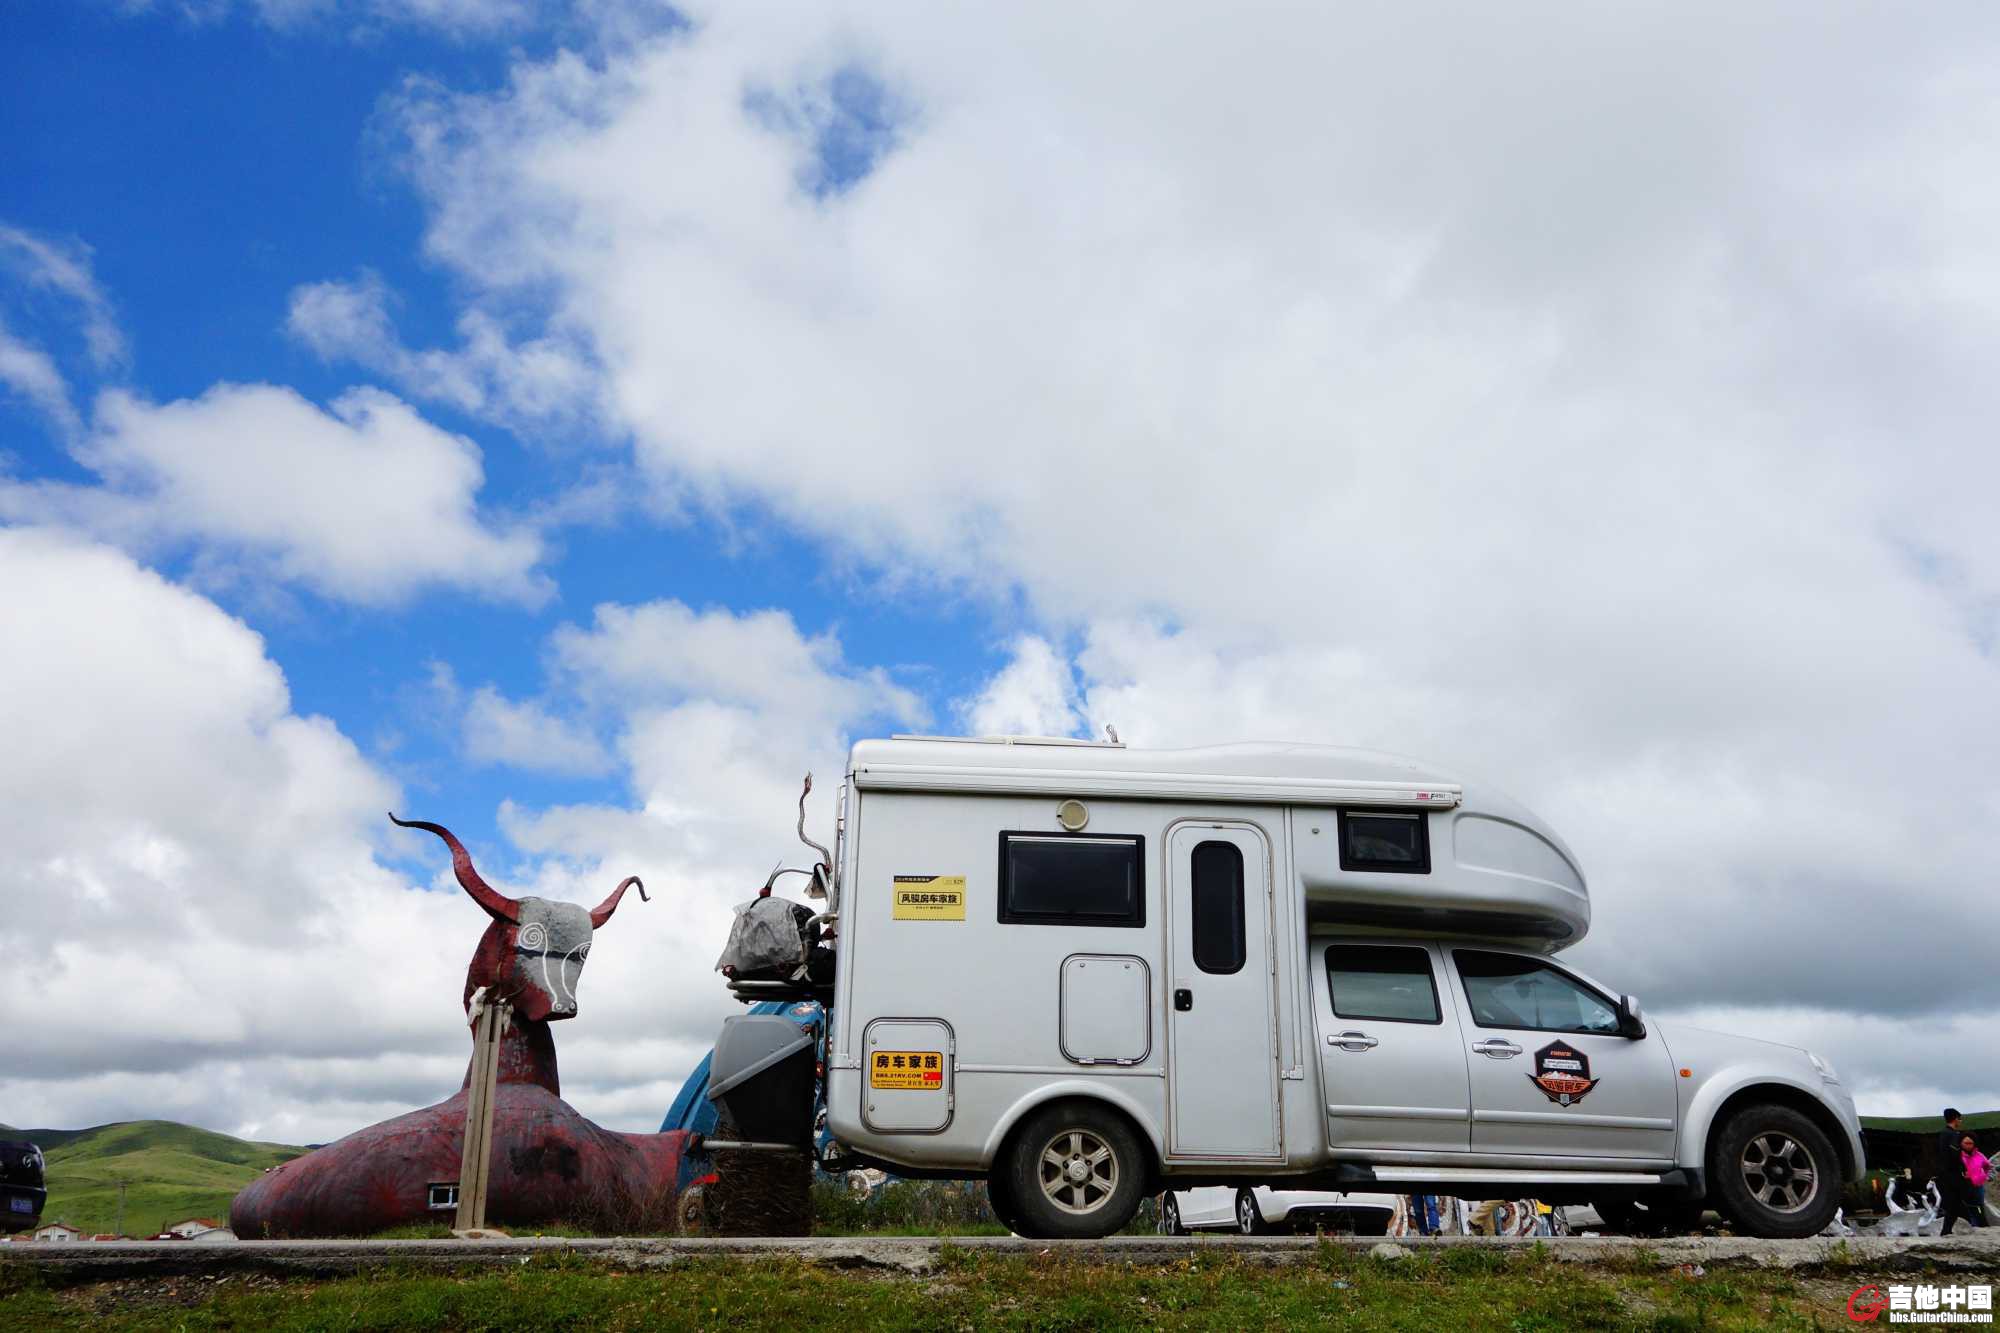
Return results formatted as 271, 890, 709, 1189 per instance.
998, 832, 1144, 927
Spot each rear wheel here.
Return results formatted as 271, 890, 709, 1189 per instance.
1707, 1103, 1841, 1238
1161, 1193, 1185, 1236
1235, 1188, 1273, 1235
1001, 1101, 1148, 1240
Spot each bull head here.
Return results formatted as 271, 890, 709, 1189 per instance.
390, 814, 647, 1022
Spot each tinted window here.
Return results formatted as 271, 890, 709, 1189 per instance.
1190, 840, 1245, 974
999, 833, 1144, 927
1338, 810, 1430, 873
1326, 944, 1441, 1023
1455, 951, 1618, 1034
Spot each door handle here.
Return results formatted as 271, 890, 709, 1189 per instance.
1471, 1039, 1521, 1059
1327, 1030, 1378, 1051
1174, 988, 1193, 1012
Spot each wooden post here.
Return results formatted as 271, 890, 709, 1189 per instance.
455, 991, 509, 1235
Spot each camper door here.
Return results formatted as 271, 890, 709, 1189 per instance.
1166, 821, 1281, 1159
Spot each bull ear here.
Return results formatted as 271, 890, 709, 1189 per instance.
389, 813, 520, 924
589, 875, 648, 928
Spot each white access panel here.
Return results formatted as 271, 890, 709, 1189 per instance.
1060, 954, 1151, 1065
861, 1018, 955, 1134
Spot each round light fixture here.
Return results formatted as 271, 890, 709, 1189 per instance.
1056, 799, 1089, 831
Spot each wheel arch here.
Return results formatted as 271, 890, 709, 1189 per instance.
981, 1084, 1163, 1187
1691, 1080, 1858, 1185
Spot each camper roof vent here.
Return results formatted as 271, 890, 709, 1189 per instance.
889, 733, 1127, 749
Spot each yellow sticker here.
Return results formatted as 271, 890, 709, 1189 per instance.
870, 1050, 946, 1089
892, 875, 966, 920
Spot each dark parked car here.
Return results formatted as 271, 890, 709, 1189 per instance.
1, 1140, 46, 1232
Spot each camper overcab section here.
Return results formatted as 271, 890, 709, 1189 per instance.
808, 736, 1860, 1239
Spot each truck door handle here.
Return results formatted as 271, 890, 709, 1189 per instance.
1174, 988, 1193, 1012
1328, 1030, 1378, 1051
1471, 1039, 1521, 1059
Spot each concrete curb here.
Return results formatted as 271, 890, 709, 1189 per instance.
5, 1231, 1998, 1283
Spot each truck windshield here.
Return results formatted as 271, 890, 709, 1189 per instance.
1454, 950, 1619, 1034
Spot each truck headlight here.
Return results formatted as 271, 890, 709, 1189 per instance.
1806, 1051, 1839, 1083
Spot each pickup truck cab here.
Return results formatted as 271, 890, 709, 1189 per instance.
757, 736, 1863, 1239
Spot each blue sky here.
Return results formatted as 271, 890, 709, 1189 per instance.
4, 1, 1008, 872
4, 1, 1997, 1140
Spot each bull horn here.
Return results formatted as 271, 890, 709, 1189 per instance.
388, 813, 520, 924
590, 875, 648, 928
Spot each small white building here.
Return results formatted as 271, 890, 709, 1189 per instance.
32, 1223, 81, 1242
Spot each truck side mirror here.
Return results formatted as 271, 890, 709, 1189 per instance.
1616, 994, 1647, 1040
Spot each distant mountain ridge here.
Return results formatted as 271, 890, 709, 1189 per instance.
1, 1119, 306, 1236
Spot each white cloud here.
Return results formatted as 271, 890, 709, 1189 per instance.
0, 527, 460, 1140
0, 224, 125, 369
123, 0, 537, 37
959, 634, 1081, 738
365, 1, 2000, 1113
0, 317, 80, 437
0, 530, 889, 1141
0, 382, 551, 606
463, 683, 614, 776
287, 272, 599, 432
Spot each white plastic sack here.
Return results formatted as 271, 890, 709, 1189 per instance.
715, 895, 809, 978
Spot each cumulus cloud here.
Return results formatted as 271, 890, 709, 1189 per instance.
959, 634, 1082, 738
0, 382, 551, 606
0, 527, 457, 1140
462, 683, 614, 777
0, 531, 911, 1140
355, 0, 2000, 1114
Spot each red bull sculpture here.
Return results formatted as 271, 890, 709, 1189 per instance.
230, 816, 691, 1237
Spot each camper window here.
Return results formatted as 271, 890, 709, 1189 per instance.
998, 832, 1144, 927
1453, 950, 1619, 1034
1326, 944, 1442, 1024
1337, 809, 1430, 874
1190, 840, 1246, 973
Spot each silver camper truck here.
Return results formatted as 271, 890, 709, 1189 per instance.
735, 735, 1863, 1239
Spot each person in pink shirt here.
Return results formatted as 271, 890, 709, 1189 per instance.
1960, 1135, 1989, 1229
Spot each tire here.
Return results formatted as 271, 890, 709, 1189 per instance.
1236, 1188, 1273, 1236
1161, 1193, 1186, 1236
987, 1171, 1027, 1237
1001, 1101, 1149, 1240
1589, 1193, 1705, 1237
1706, 1103, 1842, 1238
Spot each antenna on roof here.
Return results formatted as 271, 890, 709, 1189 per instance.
1104, 724, 1120, 745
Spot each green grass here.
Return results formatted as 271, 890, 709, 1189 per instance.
2, 1121, 305, 1237
0, 1245, 1905, 1330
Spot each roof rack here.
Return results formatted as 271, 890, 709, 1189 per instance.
888, 733, 1127, 749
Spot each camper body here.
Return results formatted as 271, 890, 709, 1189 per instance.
818, 736, 1862, 1239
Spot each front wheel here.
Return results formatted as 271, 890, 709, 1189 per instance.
1161, 1193, 1185, 1236
1000, 1101, 1148, 1240
1707, 1104, 1842, 1238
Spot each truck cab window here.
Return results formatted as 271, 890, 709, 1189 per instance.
999, 832, 1144, 927
1190, 840, 1245, 973
1326, 944, 1441, 1023
1454, 950, 1618, 1034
